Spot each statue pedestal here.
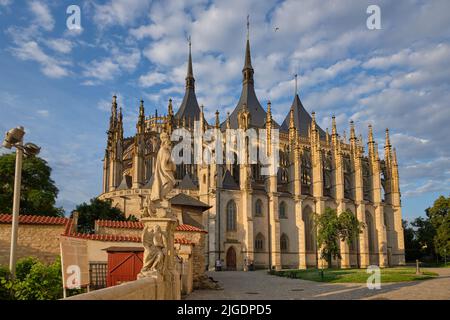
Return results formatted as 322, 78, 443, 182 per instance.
139, 211, 181, 300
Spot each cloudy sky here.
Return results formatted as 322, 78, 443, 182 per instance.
0, 0, 449, 221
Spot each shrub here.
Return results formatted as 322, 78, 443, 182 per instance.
0, 265, 13, 300
0, 257, 63, 300
13, 257, 63, 300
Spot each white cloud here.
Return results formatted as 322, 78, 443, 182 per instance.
11, 41, 70, 78
138, 71, 167, 87
82, 48, 141, 82
37, 109, 49, 117
93, 0, 152, 28
29, 1, 54, 31
45, 39, 73, 54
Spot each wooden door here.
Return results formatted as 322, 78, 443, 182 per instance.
226, 247, 236, 270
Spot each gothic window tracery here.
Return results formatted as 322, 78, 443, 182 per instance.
343, 155, 353, 199
323, 152, 332, 197
301, 150, 312, 194
362, 159, 371, 201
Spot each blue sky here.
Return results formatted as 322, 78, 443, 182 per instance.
0, 0, 449, 221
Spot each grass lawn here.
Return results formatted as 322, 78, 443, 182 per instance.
270, 267, 438, 283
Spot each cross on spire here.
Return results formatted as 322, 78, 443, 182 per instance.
246, 14, 250, 40
294, 74, 298, 95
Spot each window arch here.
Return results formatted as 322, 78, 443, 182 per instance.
280, 233, 289, 252
255, 199, 263, 217
365, 211, 375, 254
226, 200, 237, 231
303, 205, 316, 252
279, 201, 287, 219
254, 233, 265, 252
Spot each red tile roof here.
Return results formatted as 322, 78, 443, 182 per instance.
176, 224, 208, 233
174, 238, 194, 245
96, 220, 143, 229
64, 233, 141, 243
95, 219, 207, 233
0, 213, 69, 225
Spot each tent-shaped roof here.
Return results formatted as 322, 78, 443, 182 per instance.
280, 94, 326, 138
220, 38, 270, 130
175, 41, 201, 123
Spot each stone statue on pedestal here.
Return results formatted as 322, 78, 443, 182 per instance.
139, 225, 167, 277
142, 131, 176, 217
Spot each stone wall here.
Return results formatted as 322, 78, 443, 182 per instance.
66, 277, 160, 300
96, 226, 141, 237
175, 231, 206, 283
0, 223, 65, 266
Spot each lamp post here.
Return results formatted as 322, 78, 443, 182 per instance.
2, 126, 40, 278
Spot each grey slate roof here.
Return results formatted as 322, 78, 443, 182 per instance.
178, 173, 198, 190
221, 170, 239, 189
175, 87, 200, 122
220, 38, 269, 130
169, 193, 211, 209
280, 94, 326, 138
175, 43, 201, 122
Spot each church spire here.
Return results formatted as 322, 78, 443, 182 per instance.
243, 15, 254, 85
186, 36, 195, 90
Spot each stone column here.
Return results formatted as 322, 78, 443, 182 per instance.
268, 175, 281, 270
140, 213, 181, 300
354, 157, 369, 268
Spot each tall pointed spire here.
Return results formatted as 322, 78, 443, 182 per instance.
175, 36, 200, 123
215, 110, 220, 128
294, 74, 298, 96
137, 99, 145, 134
243, 15, 254, 85
186, 35, 194, 89
220, 15, 266, 130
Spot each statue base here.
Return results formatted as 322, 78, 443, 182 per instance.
139, 215, 180, 300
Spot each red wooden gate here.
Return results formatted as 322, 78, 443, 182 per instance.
105, 247, 144, 287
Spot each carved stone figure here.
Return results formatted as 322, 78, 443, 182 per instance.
142, 131, 176, 217
140, 225, 167, 276
151, 131, 176, 202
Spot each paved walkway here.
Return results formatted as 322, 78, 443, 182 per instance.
185, 268, 450, 300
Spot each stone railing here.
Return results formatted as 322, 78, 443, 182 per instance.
65, 277, 166, 300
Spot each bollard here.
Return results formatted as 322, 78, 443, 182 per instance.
415, 259, 421, 275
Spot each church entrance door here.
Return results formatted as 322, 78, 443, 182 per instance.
226, 247, 237, 270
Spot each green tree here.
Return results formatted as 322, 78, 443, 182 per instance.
427, 195, 450, 259
315, 208, 364, 267
411, 216, 436, 258
403, 219, 420, 261
74, 198, 125, 233
0, 153, 63, 217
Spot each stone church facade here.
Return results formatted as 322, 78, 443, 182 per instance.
98, 32, 405, 271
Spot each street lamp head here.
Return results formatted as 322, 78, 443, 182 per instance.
23, 143, 40, 156
2, 140, 12, 149
3, 127, 25, 147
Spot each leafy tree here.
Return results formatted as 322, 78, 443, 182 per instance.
315, 208, 364, 268
403, 219, 420, 261
74, 198, 125, 233
426, 195, 450, 259
411, 216, 436, 258
0, 153, 64, 217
